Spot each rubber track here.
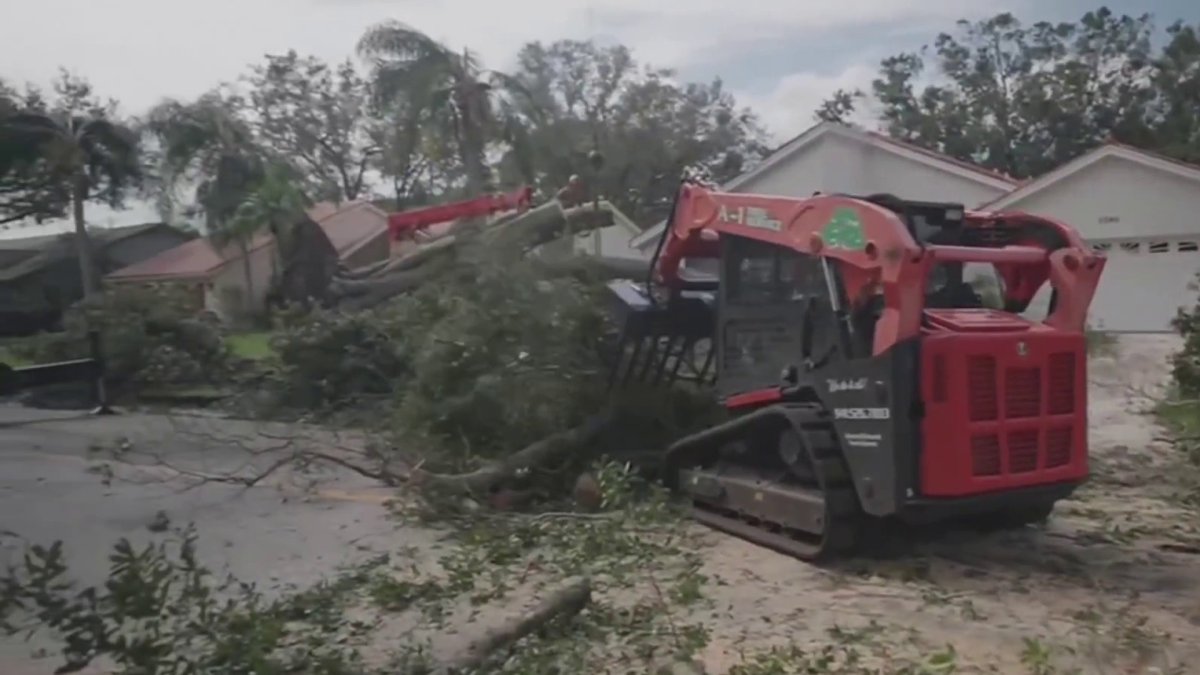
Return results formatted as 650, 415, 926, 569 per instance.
664, 404, 862, 561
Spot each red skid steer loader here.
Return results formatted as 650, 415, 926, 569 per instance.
605, 181, 1106, 560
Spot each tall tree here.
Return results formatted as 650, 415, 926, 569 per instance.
221, 163, 310, 312
823, 8, 1156, 178
357, 20, 527, 198
0, 71, 142, 297
502, 39, 768, 223
814, 88, 863, 123
0, 78, 69, 227
1149, 20, 1200, 162
244, 51, 379, 202
145, 92, 265, 233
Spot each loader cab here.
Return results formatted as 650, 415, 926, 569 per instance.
715, 234, 840, 399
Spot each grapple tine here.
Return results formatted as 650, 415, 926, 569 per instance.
635, 329, 665, 382
606, 322, 633, 389
697, 345, 716, 384
620, 335, 647, 386
651, 333, 683, 385
664, 337, 693, 387
603, 279, 717, 390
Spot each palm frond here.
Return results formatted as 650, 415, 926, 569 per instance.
357, 20, 456, 68
77, 117, 143, 201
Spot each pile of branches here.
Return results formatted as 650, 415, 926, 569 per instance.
255, 189, 722, 507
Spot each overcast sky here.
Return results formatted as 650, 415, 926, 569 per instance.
1, 0, 1197, 237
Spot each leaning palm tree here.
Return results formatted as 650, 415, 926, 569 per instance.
357, 21, 528, 197
222, 163, 311, 299
1, 90, 142, 298
144, 93, 265, 232
144, 93, 268, 315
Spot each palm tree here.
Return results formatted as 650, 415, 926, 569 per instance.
223, 163, 311, 298
1, 80, 142, 298
145, 93, 264, 231
357, 21, 528, 197
145, 94, 267, 311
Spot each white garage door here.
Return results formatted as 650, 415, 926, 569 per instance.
1087, 238, 1200, 332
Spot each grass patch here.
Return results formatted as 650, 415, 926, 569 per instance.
1155, 396, 1200, 466
1086, 327, 1118, 357
0, 340, 33, 367
226, 331, 275, 361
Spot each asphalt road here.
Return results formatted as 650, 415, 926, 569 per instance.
0, 405, 428, 674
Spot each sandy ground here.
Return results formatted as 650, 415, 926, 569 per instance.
679, 334, 1200, 674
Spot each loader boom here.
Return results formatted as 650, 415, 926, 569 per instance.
649, 184, 1104, 356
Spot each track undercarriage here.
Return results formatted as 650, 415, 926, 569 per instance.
662, 404, 862, 560
659, 401, 1060, 560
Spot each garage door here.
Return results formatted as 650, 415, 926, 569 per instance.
1086, 238, 1200, 332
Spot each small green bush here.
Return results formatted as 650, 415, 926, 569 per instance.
11, 284, 231, 389
268, 303, 411, 411
0, 525, 362, 674
1171, 273, 1200, 397
1086, 325, 1118, 357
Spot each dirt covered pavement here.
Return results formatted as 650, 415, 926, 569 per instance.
676, 334, 1200, 673
4, 335, 1198, 674
258, 333, 1200, 674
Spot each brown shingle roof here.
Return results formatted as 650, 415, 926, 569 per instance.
0, 223, 191, 282
105, 232, 274, 282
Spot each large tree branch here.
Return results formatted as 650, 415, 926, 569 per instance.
434, 576, 592, 674
411, 412, 613, 497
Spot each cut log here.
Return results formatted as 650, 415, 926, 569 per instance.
413, 412, 614, 497
435, 576, 592, 674
484, 200, 616, 252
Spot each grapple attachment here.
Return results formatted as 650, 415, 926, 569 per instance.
603, 279, 717, 389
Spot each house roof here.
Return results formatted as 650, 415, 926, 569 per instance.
105, 231, 274, 283
980, 141, 1200, 210
0, 223, 189, 282
308, 201, 389, 260
629, 121, 1018, 249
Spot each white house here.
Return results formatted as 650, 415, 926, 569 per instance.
979, 142, 1200, 332
628, 121, 1020, 256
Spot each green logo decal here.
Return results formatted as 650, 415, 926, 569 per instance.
821, 207, 866, 250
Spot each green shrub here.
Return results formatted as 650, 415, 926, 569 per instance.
268, 303, 411, 411
1086, 325, 1118, 357
389, 261, 613, 465
1171, 274, 1200, 397
0, 525, 361, 674
11, 284, 230, 389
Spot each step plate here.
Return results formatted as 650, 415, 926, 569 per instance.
678, 466, 826, 535
690, 506, 823, 560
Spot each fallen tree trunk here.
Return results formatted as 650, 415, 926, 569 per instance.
330, 255, 458, 312
412, 412, 614, 497
435, 576, 592, 674
322, 201, 619, 310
